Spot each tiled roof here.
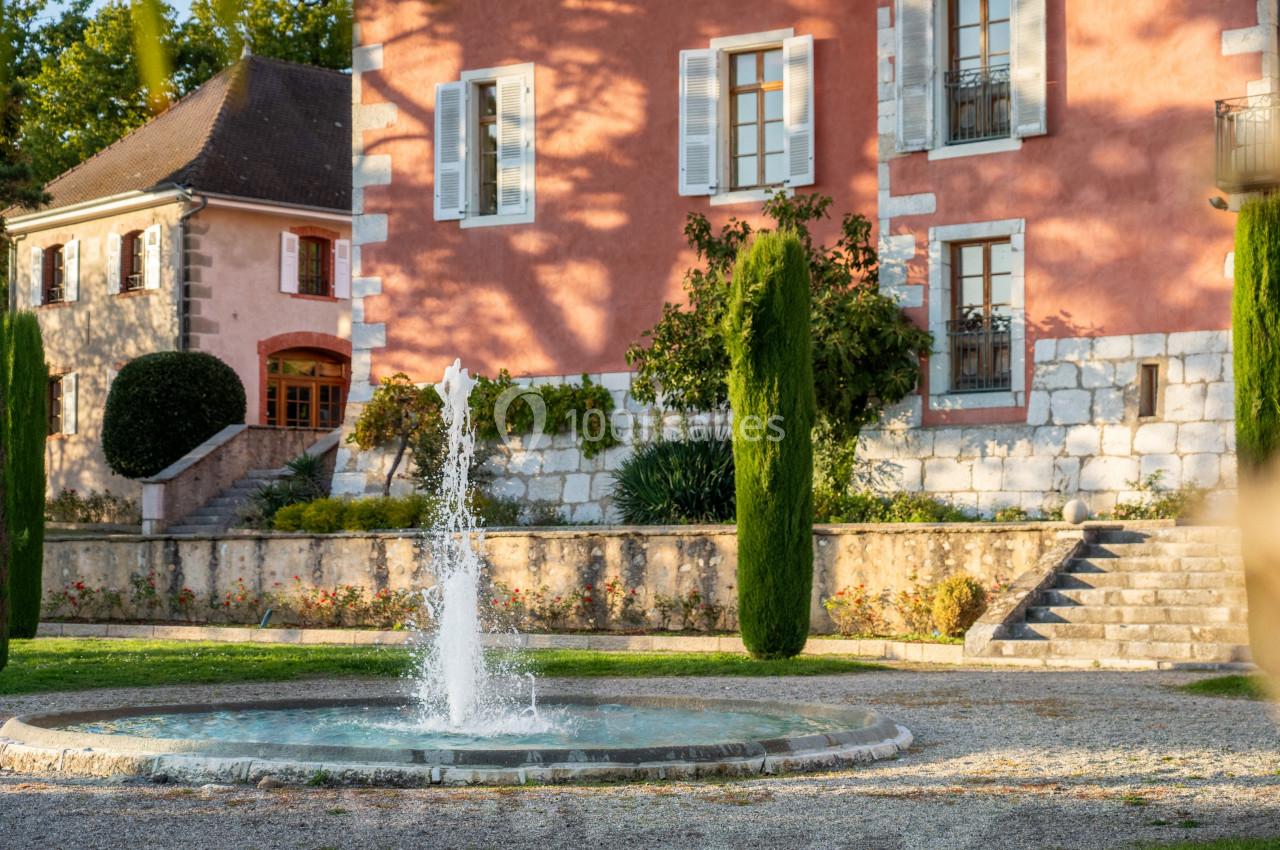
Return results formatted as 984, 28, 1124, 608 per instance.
13, 56, 351, 216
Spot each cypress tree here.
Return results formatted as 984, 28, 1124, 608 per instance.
0, 317, 10, 671
5, 312, 46, 638
1234, 195, 1280, 471
724, 231, 815, 659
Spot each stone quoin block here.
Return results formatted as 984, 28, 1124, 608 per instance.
1092, 389, 1126, 423
1032, 426, 1067, 456
1055, 338, 1093, 363
1080, 361, 1115, 389
971, 457, 1005, 491
1182, 454, 1222, 488
1167, 330, 1229, 356
1205, 382, 1235, 421
1033, 339, 1056, 363
1183, 353, 1224, 383
1080, 456, 1139, 491
1036, 362, 1080, 390
887, 458, 923, 491
1140, 454, 1182, 487
932, 429, 964, 458
1092, 335, 1133, 360
1063, 425, 1101, 457
1053, 457, 1081, 493
1027, 391, 1051, 426
1178, 422, 1227, 455
1101, 426, 1132, 456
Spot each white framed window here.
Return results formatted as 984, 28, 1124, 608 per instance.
895, 0, 1045, 156
433, 62, 535, 228
927, 219, 1026, 411
679, 29, 815, 206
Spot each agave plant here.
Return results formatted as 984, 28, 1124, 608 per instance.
611, 438, 735, 525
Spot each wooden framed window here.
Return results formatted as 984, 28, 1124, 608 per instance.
297, 236, 332, 297
265, 349, 349, 428
121, 231, 145, 292
1139, 364, 1159, 418
43, 244, 65, 304
47, 376, 63, 436
476, 82, 499, 216
948, 238, 1013, 392
729, 47, 786, 190
949, 0, 1011, 72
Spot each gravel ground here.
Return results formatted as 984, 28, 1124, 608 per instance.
1, 667, 1278, 850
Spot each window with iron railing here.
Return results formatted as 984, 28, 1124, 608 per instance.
946, 0, 1011, 145
1215, 93, 1280, 193
43, 244, 65, 304
297, 236, 332, 296
121, 230, 145, 292
950, 239, 1013, 392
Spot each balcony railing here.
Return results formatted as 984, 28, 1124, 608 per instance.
947, 314, 1012, 393
122, 273, 143, 292
945, 66, 1012, 145
1216, 93, 1280, 193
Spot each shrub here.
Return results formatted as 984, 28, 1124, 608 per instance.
725, 231, 815, 659
611, 438, 735, 525
344, 497, 395, 531
45, 488, 140, 524
814, 488, 974, 524
298, 498, 347, 533
4, 312, 47, 637
822, 585, 885, 637
1109, 472, 1204, 520
931, 574, 988, 637
1235, 194, 1280, 472
890, 573, 937, 634
272, 502, 308, 532
471, 491, 521, 527
102, 352, 245, 479
993, 506, 1030, 523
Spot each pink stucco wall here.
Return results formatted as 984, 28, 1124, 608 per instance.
355, 0, 881, 383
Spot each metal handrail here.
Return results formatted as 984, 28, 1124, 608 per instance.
1216, 93, 1280, 193
947, 315, 1012, 393
945, 66, 1012, 145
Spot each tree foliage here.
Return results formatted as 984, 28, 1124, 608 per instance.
0, 317, 8, 671
4, 312, 45, 637
725, 231, 815, 660
1234, 194, 1280, 472
626, 193, 932, 489
347, 373, 445, 498
102, 351, 246, 479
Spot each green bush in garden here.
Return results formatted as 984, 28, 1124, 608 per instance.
272, 494, 439, 533
102, 352, 245, 479
0, 318, 9, 671
931, 574, 988, 637
272, 502, 308, 532
813, 488, 974, 524
611, 438, 735, 525
724, 231, 815, 659
298, 498, 348, 534
1235, 195, 1280, 472
4, 312, 46, 638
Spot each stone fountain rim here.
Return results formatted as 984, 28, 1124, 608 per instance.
0, 694, 914, 785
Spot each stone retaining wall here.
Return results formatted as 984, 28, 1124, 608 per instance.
43, 522, 1083, 632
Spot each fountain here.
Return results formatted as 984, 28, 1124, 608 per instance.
0, 361, 912, 786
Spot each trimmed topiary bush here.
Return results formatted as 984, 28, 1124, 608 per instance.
272, 502, 309, 532
611, 438, 735, 525
724, 231, 815, 659
299, 498, 348, 534
1235, 194, 1280, 472
4, 312, 47, 638
102, 352, 246, 479
931, 574, 987, 637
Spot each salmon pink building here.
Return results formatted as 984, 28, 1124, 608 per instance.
338, 0, 1273, 519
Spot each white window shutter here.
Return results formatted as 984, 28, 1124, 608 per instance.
29, 246, 43, 307
63, 239, 80, 301
496, 74, 530, 216
782, 35, 816, 188
434, 81, 467, 221
895, 0, 935, 152
678, 48, 719, 196
143, 224, 162, 289
61, 372, 78, 436
106, 233, 121, 295
1012, 0, 1048, 137
334, 238, 351, 299
279, 232, 299, 293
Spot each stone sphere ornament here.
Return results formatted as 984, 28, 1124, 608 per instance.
1062, 499, 1089, 525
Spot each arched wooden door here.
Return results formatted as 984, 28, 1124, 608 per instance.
264, 348, 350, 429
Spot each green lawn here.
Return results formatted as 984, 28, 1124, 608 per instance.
0, 639, 885, 696
1178, 675, 1273, 701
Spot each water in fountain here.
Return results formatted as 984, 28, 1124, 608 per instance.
412, 359, 557, 734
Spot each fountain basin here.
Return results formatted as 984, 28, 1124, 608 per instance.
0, 695, 912, 786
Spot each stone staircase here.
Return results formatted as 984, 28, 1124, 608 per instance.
163, 468, 287, 535
981, 526, 1251, 669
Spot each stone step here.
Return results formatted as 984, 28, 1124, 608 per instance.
1027, 604, 1248, 625
984, 637, 1252, 663
245, 468, 286, 480
1068, 556, 1240, 573
1094, 527, 1240, 545
1041, 587, 1249, 607
1086, 542, 1241, 559
1056, 571, 1246, 590
164, 524, 223, 535
1010, 622, 1252, 644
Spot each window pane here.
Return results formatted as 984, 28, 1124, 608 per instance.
990, 273, 1012, 306
764, 89, 783, 122
735, 124, 758, 156
735, 92, 757, 123
734, 155, 758, 187
959, 244, 985, 274
480, 84, 497, 117
734, 52, 757, 85
988, 0, 1011, 21
957, 0, 981, 25
960, 276, 984, 308
958, 26, 980, 59
764, 152, 786, 186
762, 49, 783, 83
988, 21, 1010, 56
764, 121, 784, 152
990, 241, 1012, 274
958, 56, 982, 71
